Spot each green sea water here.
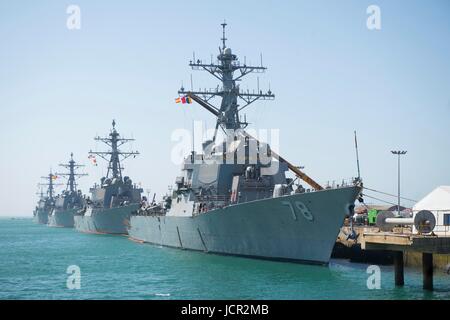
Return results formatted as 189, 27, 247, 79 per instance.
0, 218, 449, 300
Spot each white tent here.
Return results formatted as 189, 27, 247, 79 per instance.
413, 186, 450, 235
414, 186, 450, 211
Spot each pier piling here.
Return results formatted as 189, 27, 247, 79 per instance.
393, 251, 404, 286
422, 252, 433, 291
360, 233, 450, 291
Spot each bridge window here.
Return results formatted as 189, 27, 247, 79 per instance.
444, 213, 450, 226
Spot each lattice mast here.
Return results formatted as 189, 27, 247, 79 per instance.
89, 120, 139, 179
179, 22, 274, 141
39, 171, 62, 200
55, 153, 87, 192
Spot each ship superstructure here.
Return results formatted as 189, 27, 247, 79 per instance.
74, 120, 143, 234
33, 171, 60, 225
48, 153, 87, 228
129, 23, 362, 264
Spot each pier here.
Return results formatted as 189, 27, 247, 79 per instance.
360, 233, 450, 290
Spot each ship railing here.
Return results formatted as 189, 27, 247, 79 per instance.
240, 182, 273, 190
195, 195, 230, 202
322, 177, 358, 190
291, 177, 358, 194
193, 195, 230, 216
292, 177, 358, 194
435, 223, 450, 237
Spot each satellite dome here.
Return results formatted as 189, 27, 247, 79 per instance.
224, 47, 232, 55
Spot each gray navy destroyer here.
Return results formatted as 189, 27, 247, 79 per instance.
74, 120, 143, 234
33, 171, 59, 224
48, 153, 87, 228
129, 23, 363, 265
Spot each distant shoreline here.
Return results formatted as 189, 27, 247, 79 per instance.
0, 216, 32, 219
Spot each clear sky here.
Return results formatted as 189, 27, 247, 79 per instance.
0, 0, 449, 216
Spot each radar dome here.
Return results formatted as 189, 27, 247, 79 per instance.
224, 47, 232, 55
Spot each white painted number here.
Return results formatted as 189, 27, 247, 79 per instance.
281, 201, 297, 220
281, 201, 313, 222
295, 201, 314, 221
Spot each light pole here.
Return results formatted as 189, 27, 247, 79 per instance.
391, 150, 407, 216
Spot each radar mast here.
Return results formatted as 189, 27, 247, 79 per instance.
179, 22, 274, 141
55, 153, 87, 192
39, 171, 62, 200
89, 120, 139, 180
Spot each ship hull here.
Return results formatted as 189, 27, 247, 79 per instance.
33, 209, 49, 225
129, 186, 360, 264
48, 208, 77, 228
74, 204, 139, 235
